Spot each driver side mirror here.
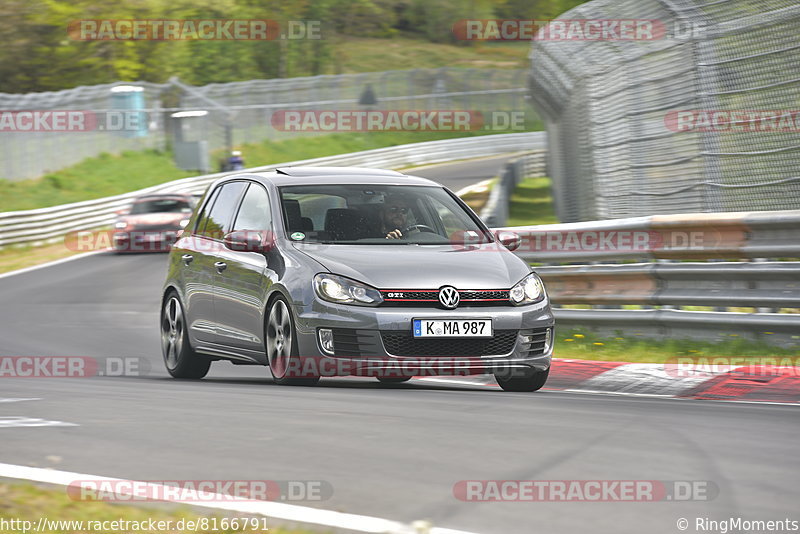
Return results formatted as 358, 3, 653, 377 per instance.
223, 230, 273, 253
496, 231, 521, 251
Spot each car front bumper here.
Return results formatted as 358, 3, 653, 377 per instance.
290, 298, 554, 377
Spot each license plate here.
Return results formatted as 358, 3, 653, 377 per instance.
413, 319, 492, 338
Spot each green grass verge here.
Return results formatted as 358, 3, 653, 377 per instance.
217, 130, 495, 175
506, 176, 559, 226
553, 329, 800, 364
0, 482, 318, 534
1, 130, 519, 213
0, 150, 197, 213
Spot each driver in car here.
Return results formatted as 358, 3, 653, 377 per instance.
380, 196, 410, 239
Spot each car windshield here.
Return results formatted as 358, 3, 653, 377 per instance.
129, 198, 191, 214
279, 184, 493, 245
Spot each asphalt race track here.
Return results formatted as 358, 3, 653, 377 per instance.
1, 157, 798, 534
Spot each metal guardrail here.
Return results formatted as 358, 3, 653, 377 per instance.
538, 262, 800, 309
499, 210, 800, 263
497, 212, 800, 347
0, 132, 543, 248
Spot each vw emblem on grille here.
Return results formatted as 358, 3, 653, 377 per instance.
438, 286, 460, 309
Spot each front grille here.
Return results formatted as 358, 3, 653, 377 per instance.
384, 290, 437, 300
379, 289, 512, 308
460, 290, 509, 301
381, 330, 518, 357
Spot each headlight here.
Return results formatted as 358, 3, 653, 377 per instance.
179, 219, 190, 228
509, 273, 546, 305
313, 274, 383, 306
114, 221, 128, 230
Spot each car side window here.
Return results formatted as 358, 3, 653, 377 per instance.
194, 187, 220, 236
232, 183, 272, 231
425, 195, 477, 237
199, 182, 247, 239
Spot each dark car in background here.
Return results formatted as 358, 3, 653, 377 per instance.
160, 167, 554, 391
113, 193, 196, 252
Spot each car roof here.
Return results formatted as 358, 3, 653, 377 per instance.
230, 166, 440, 187
276, 166, 404, 177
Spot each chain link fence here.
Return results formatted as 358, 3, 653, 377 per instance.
529, 0, 800, 222
0, 82, 170, 182
181, 68, 530, 151
0, 68, 531, 182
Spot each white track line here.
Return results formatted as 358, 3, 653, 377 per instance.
0, 463, 477, 534
416, 377, 498, 387
0, 417, 77, 428
0, 250, 105, 281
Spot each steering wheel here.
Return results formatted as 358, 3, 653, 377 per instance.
402, 224, 437, 234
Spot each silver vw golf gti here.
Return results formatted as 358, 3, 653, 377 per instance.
161, 167, 554, 391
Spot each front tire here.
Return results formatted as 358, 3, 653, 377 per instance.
266, 296, 319, 386
495, 368, 549, 392
161, 292, 211, 379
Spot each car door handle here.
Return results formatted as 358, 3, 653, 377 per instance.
214, 261, 227, 273
181, 254, 194, 265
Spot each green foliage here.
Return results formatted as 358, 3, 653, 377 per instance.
494, 0, 587, 19
0, 0, 589, 93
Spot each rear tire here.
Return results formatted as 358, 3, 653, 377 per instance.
266, 296, 319, 386
161, 292, 211, 379
495, 368, 549, 392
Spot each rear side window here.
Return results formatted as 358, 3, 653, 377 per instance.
198, 182, 247, 239
233, 184, 272, 232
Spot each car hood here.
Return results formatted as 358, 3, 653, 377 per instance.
291, 242, 531, 289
